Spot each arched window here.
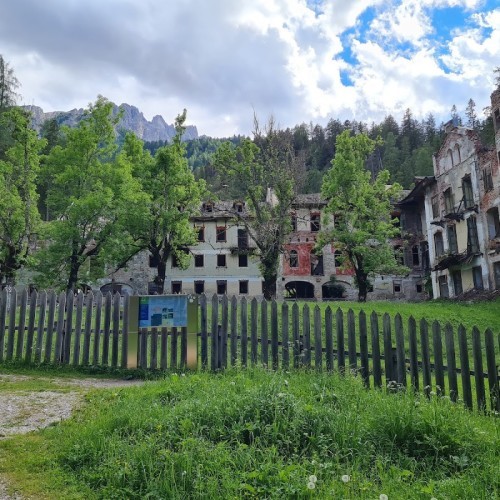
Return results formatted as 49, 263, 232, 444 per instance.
454, 144, 461, 164
447, 149, 454, 168
289, 250, 298, 268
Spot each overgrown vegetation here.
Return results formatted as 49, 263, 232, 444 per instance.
0, 370, 498, 499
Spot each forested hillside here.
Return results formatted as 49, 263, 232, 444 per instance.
158, 104, 495, 194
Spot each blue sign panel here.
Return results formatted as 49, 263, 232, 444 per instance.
138, 295, 188, 328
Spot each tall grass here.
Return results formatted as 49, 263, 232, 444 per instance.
1, 370, 498, 499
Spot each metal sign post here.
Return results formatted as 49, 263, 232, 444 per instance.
127, 295, 198, 369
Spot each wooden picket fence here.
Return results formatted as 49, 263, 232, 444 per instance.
0, 288, 499, 413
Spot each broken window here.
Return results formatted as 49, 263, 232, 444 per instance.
412, 245, 420, 266
434, 232, 444, 257
462, 176, 474, 209
217, 280, 227, 295
447, 225, 458, 254
494, 108, 500, 130
444, 188, 454, 214
194, 280, 205, 294
467, 216, 480, 253
334, 250, 343, 269
483, 165, 494, 192
310, 213, 321, 232
494, 262, 500, 289
310, 253, 324, 276
291, 213, 297, 231
289, 250, 298, 268
171, 281, 182, 294
233, 202, 244, 213
438, 275, 449, 298
194, 254, 204, 268
217, 254, 226, 267
421, 241, 430, 270
197, 227, 205, 242
238, 254, 248, 267
149, 254, 159, 268
451, 271, 463, 296
216, 226, 227, 242
239, 280, 249, 294
487, 207, 500, 239
472, 266, 483, 290
431, 195, 439, 219
237, 229, 248, 249
203, 202, 213, 213
393, 280, 402, 293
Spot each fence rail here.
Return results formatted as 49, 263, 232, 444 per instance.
0, 288, 498, 413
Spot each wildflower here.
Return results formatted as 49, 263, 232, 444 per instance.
284, 379, 289, 386
230, 381, 236, 385
182, 470, 187, 476
380, 495, 388, 500
309, 475, 317, 484
307, 481, 316, 490
341, 475, 350, 483
181, 373, 186, 377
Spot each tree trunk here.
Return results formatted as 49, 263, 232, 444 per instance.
156, 259, 166, 295
262, 276, 276, 301
66, 248, 80, 292
356, 270, 369, 302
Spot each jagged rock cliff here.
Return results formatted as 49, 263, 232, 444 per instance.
24, 103, 198, 142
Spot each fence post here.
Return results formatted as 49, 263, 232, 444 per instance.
282, 302, 289, 370
359, 310, 369, 387
0, 288, 7, 362
395, 314, 406, 387
458, 325, 472, 409
420, 319, 431, 397
55, 291, 66, 363
121, 294, 129, 369
82, 292, 94, 366
314, 305, 322, 372
211, 294, 219, 371
432, 321, 445, 396
261, 299, 268, 368
472, 327, 486, 412
408, 316, 419, 391
241, 297, 248, 368
325, 306, 333, 373
371, 311, 381, 387
6, 289, 17, 361
34, 290, 47, 363
44, 291, 56, 363
383, 313, 393, 384
72, 291, 84, 366
221, 295, 228, 369
445, 323, 458, 402
111, 292, 120, 368
485, 328, 500, 412
347, 309, 357, 373
230, 296, 238, 367
102, 292, 112, 366
200, 294, 208, 369
336, 308, 345, 373
93, 291, 103, 365
303, 304, 311, 368
271, 300, 279, 370
15, 288, 28, 360
251, 298, 258, 366
25, 289, 38, 363
293, 302, 300, 369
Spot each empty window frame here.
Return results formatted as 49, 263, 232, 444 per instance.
217, 280, 227, 295
412, 245, 420, 266
197, 227, 205, 242
447, 225, 458, 254
438, 275, 449, 298
194, 254, 204, 267
217, 254, 227, 267
238, 254, 248, 267
431, 195, 439, 219
472, 266, 483, 290
291, 213, 297, 232
310, 213, 321, 232
483, 166, 494, 192
194, 280, 205, 294
486, 207, 500, 239
434, 232, 444, 257
289, 250, 299, 268
393, 280, 402, 293
237, 229, 248, 249
203, 202, 213, 213
239, 280, 249, 294
171, 281, 182, 294
149, 254, 159, 268
444, 188, 454, 214
216, 226, 227, 242
462, 176, 474, 209
451, 270, 463, 296
494, 262, 500, 289
467, 216, 480, 253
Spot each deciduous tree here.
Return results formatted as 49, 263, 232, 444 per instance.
320, 131, 405, 302
0, 108, 44, 285
214, 117, 300, 299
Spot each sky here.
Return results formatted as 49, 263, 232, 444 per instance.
1, 0, 499, 138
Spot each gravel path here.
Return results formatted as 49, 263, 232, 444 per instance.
0, 374, 145, 499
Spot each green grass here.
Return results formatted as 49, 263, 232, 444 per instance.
1, 369, 498, 499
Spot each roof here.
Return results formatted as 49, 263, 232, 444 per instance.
292, 193, 327, 208
396, 176, 436, 206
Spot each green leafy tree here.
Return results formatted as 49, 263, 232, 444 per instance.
34, 96, 145, 291
214, 117, 299, 299
320, 131, 405, 302
124, 110, 206, 294
0, 107, 44, 285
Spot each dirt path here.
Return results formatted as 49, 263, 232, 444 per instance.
0, 374, 145, 499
